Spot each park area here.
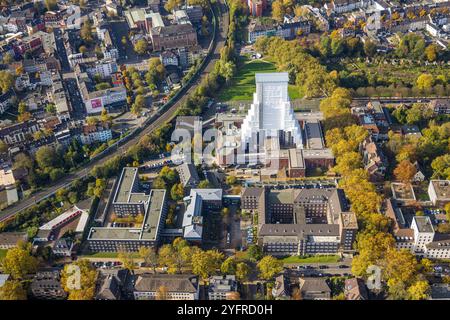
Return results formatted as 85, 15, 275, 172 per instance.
217, 57, 301, 101
0, 249, 7, 259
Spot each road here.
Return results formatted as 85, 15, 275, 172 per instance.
285, 261, 353, 277
0, 1, 229, 222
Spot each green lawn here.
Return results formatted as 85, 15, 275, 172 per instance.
281, 255, 340, 264
81, 252, 139, 259
0, 249, 7, 260
217, 58, 301, 101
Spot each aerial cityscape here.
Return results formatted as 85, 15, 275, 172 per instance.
0, 0, 450, 304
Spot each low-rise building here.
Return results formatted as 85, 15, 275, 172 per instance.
177, 163, 200, 189
132, 274, 199, 300
298, 278, 331, 300
182, 189, 223, 242
428, 99, 450, 115
0, 167, 19, 208
344, 278, 368, 300
428, 180, 450, 206
150, 24, 198, 52
208, 275, 238, 300
30, 270, 67, 300
96, 269, 130, 300
0, 232, 28, 249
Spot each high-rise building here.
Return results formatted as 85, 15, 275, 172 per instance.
241, 73, 303, 152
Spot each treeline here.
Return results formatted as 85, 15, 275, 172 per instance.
255, 36, 336, 98
176, 0, 247, 116
385, 121, 450, 180
321, 88, 432, 300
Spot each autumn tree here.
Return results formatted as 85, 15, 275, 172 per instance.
134, 39, 148, 55
0, 70, 14, 94
61, 260, 97, 300
131, 94, 145, 116
0, 280, 27, 300
220, 257, 237, 275
424, 44, 439, 62
235, 262, 251, 282
257, 256, 283, 280
164, 0, 183, 12
191, 249, 224, 279
138, 246, 158, 272
80, 20, 93, 43
118, 248, 136, 271
170, 183, 185, 201
394, 160, 416, 185
416, 73, 434, 91
1, 242, 37, 280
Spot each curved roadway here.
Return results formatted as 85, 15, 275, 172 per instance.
0, 1, 229, 222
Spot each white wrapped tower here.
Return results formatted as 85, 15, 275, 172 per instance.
241, 73, 303, 151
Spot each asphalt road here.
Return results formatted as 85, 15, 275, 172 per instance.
0, 1, 229, 222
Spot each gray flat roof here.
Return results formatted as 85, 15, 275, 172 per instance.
430, 180, 450, 200
114, 167, 138, 203
88, 189, 166, 241
414, 216, 434, 233
304, 121, 325, 149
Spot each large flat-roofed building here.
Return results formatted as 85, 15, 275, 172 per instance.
428, 180, 450, 206
112, 167, 150, 216
243, 187, 357, 256
88, 189, 167, 252
87, 167, 167, 252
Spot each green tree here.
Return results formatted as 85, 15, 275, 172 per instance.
247, 244, 263, 262
0, 139, 8, 153
35, 146, 60, 170
170, 183, 185, 201
364, 39, 377, 57
131, 94, 145, 116
198, 180, 211, 188
134, 39, 148, 55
